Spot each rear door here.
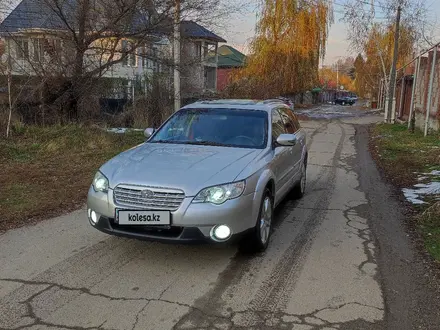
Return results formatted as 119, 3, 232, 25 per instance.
271, 109, 291, 200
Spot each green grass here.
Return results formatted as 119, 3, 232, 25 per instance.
0, 125, 145, 231
371, 123, 440, 262
419, 206, 440, 261
373, 124, 440, 184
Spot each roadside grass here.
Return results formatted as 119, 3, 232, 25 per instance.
0, 125, 145, 232
420, 204, 440, 261
371, 123, 440, 262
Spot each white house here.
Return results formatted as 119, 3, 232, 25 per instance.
0, 0, 226, 107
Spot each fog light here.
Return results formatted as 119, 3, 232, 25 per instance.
90, 210, 98, 224
212, 225, 231, 241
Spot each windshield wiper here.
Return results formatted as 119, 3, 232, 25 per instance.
183, 141, 236, 147
150, 140, 237, 147
150, 140, 184, 144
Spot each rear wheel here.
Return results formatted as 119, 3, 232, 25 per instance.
239, 189, 273, 253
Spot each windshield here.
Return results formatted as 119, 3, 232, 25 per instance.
149, 108, 268, 149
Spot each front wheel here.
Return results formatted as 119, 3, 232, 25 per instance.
239, 189, 273, 253
291, 161, 306, 199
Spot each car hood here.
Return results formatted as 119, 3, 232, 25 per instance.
100, 143, 262, 196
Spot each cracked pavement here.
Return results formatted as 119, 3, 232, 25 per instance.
1, 107, 439, 330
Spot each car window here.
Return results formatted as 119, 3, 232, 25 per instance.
280, 108, 301, 132
271, 109, 286, 140
292, 113, 301, 130
278, 107, 297, 133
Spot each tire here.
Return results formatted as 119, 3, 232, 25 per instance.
239, 189, 273, 253
291, 160, 307, 199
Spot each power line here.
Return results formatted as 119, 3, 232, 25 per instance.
310, 0, 390, 10
333, 8, 388, 19
332, 0, 391, 11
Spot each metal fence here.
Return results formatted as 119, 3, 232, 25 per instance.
389, 43, 440, 135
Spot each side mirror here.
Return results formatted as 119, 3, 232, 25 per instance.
276, 134, 297, 146
144, 128, 155, 138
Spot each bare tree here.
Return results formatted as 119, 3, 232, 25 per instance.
343, 0, 431, 99
0, 0, 238, 128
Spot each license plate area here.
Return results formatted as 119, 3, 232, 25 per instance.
116, 209, 171, 226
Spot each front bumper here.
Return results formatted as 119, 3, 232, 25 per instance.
87, 186, 258, 243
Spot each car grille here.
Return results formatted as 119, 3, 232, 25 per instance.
113, 185, 185, 211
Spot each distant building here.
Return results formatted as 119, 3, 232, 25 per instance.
179, 22, 226, 100
0, 0, 226, 108
215, 45, 246, 91
394, 48, 440, 131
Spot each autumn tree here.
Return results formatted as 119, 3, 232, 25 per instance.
319, 66, 354, 91
348, 23, 415, 98
334, 57, 356, 80
343, 0, 430, 99
353, 54, 367, 97
232, 0, 332, 99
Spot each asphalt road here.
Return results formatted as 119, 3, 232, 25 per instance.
1, 105, 440, 330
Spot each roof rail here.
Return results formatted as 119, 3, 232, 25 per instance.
196, 99, 259, 105
260, 99, 286, 104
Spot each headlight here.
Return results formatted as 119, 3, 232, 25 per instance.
193, 181, 245, 205
92, 171, 109, 193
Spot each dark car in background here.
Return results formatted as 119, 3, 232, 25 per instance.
334, 96, 356, 106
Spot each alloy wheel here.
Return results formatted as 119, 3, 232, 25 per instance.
260, 196, 272, 244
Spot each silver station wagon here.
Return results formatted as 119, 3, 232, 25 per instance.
87, 99, 308, 252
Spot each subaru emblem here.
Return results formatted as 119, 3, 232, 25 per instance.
141, 189, 154, 198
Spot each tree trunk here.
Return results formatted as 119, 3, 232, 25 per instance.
6, 69, 12, 138
386, 5, 402, 123
69, 0, 89, 122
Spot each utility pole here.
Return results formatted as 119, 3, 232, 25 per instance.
408, 55, 420, 132
6, 39, 13, 138
336, 61, 339, 91
386, 4, 402, 123
424, 47, 438, 136
378, 78, 383, 110
173, 0, 181, 112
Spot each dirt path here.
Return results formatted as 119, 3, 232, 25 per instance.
0, 109, 439, 330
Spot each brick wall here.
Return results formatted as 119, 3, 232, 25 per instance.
217, 68, 235, 91
414, 50, 440, 132
398, 49, 440, 132
396, 77, 413, 120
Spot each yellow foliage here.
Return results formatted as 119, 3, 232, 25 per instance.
355, 23, 415, 97
233, 0, 332, 98
319, 67, 354, 91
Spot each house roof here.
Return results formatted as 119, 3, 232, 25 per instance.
216, 45, 246, 68
0, 0, 157, 35
0, 0, 71, 33
180, 21, 226, 43
0, 1, 226, 43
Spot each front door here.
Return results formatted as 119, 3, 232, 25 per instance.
278, 107, 303, 178
271, 109, 291, 203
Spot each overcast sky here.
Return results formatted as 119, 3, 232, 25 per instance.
1, 0, 439, 66
219, 0, 440, 65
